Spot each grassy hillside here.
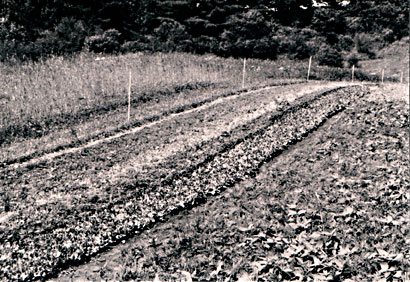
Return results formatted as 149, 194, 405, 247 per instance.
360, 37, 409, 83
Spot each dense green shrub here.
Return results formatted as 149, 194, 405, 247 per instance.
252, 38, 279, 60
316, 45, 344, 67
274, 27, 316, 60
153, 18, 190, 52
191, 36, 218, 54
338, 35, 355, 51
346, 52, 360, 67
33, 30, 59, 56
120, 41, 146, 53
85, 29, 121, 54
224, 9, 270, 40
185, 17, 207, 37
355, 33, 376, 59
287, 38, 314, 60
53, 18, 87, 54
31, 18, 86, 58
178, 39, 195, 52
382, 28, 395, 43
154, 18, 186, 41
0, 17, 86, 61
0, 29, 59, 61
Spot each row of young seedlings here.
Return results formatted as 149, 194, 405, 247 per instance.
0, 86, 365, 282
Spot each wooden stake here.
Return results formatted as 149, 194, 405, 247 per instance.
381, 69, 384, 84
242, 58, 246, 88
400, 71, 403, 83
128, 70, 131, 122
307, 56, 312, 81
352, 65, 355, 83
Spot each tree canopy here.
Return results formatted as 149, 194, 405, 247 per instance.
0, 0, 408, 61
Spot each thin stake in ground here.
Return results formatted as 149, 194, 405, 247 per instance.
242, 58, 246, 88
352, 65, 355, 83
128, 70, 131, 122
307, 56, 312, 81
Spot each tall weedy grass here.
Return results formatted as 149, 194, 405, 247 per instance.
0, 51, 381, 138
0, 52, 222, 129
0, 52, 306, 133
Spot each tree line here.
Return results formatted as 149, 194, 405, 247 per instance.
0, 0, 408, 65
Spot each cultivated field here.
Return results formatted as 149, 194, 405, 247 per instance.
54, 84, 409, 282
0, 52, 383, 165
0, 52, 408, 282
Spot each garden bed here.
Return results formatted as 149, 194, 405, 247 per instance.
0, 85, 365, 281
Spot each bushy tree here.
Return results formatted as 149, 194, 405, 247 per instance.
316, 45, 344, 67
85, 29, 121, 53
355, 33, 376, 59
346, 52, 360, 67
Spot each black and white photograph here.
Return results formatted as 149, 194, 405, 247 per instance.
0, 0, 409, 281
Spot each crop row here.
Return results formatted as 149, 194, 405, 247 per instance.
2, 80, 321, 219
1, 79, 305, 167
0, 86, 365, 281
126, 84, 351, 189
